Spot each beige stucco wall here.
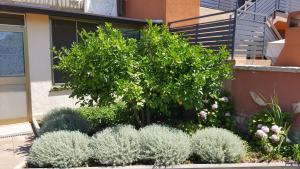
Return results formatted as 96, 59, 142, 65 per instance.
26, 14, 78, 118
199, 7, 232, 23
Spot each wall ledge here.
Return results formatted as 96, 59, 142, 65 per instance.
24, 163, 300, 169
234, 65, 300, 73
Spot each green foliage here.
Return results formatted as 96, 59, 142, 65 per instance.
174, 120, 199, 135
39, 108, 91, 135
78, 102, 134, 133
28, 131, 90, 168
192, 128, 247, 163
292, 144, 300, 163
56, 21, 232, 126
248, 96, 291, 158
134, 22, 232, 116
197, 93, 235, 130
55, 23, 137, 107
89, 125, 140, 166
139, 124, 191, 166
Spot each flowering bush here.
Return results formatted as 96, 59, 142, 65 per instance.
248, 97, 291, 158
197, 94, 235, 130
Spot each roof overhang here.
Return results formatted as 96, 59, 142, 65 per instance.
0, 2, 163, 26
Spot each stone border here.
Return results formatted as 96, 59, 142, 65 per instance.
234, 65, 300, 73
25, 163, 300, 169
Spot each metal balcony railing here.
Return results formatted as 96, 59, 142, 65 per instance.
4, 0, 84, 10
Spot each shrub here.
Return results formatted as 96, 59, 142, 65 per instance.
292, 144, 300, 163
192, 128, 246, 163
197, 94, 235, 130
90, 125, 140, 166
248, 96, 291, 158
131, 22, 232, 124
79, 102, 134, 133
56, 21, 232, 126
39, 108, 91, 135
28, 131, 90, 168
139, 124, 191, 166
55, 23, 138, 107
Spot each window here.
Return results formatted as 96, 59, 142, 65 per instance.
0, 13, 25, 77
51, 19, 99, 84
0, 32, 24, 76
0, 13, 24, 26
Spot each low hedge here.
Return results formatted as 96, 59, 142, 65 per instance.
28, 125, 247, 167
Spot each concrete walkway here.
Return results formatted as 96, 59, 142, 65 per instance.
0, 134, 34, 169
0, 122, 35, 169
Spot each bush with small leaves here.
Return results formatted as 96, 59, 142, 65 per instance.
139, 124, 191, 166
79, 102, 135, 133
28, 131, 90, 168
192, 127, 246, 163
90, 125, 140, 166
39, 108, 91, 135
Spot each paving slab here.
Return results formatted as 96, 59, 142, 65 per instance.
0, 122, 34, 169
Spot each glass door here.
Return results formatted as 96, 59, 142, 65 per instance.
0, 22, 28, 124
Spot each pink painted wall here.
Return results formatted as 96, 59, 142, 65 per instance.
229, 67, 300, 131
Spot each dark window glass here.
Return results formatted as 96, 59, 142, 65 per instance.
120, 28, 140, 39
51, 19, 76, 83
122, 30, 140, 39
0, 13, 24, 25
77, 21, 98, 33
77, 22, 99, 42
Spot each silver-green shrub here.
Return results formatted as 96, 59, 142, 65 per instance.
192, 127, 247, 163
28, 131, 90, 168
139, 124, 191, 166
90, 125, 140, 166
39, 108, 91, 135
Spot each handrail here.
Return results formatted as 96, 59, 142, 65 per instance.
168, 10, 235, 26
267, 18, 283, 40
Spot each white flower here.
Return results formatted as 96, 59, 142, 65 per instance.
271, 125, 282, 134
256, 130, 268, 139
199, 111, 207, 120
220, 97, 229, 102
225, 112, 231, 117
211, 102, 218, 110
270, 134, 280, 142
261, 126, 270, 133
257, 124, 263, 129
203, 99, 209, 103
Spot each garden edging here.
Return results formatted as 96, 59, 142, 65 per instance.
25, 163, 300, 169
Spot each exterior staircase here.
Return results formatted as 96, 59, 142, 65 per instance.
170, 0, 300, 60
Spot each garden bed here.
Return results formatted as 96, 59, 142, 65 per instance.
25, 163, 300, 169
